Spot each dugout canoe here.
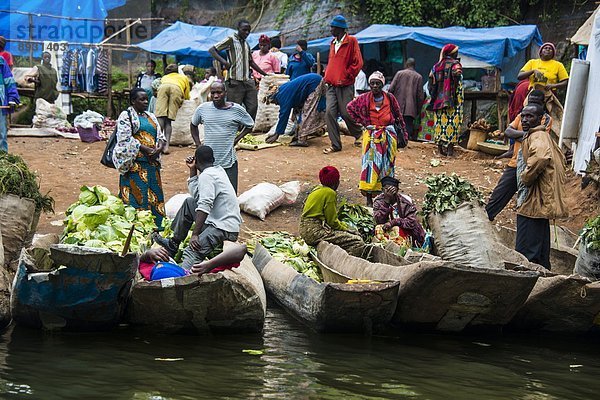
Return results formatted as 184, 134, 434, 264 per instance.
10, 245, 138, 331
495, 225, 578, 276
316, 242, 541, 332
126, 256, 267, 334
509, 275, 600, 333
252, 244, 399, 333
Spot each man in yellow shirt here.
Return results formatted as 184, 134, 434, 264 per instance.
518, 42, 569, 91
155, 64, 191, 153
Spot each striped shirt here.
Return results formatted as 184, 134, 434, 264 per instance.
214, 34, 252, 82
191, 102, 254, 168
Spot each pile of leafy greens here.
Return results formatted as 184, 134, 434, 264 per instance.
61, 185, 156, 253
0, 152, 54, 212
253, 232, 322, 282
422, 173, 484, 216
338, 201, 375, 242
581, 216, 600, 251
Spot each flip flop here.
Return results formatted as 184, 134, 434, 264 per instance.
353, 139, 362, 147
323, 147, 341, 154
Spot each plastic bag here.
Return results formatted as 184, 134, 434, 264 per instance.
74, 110, 104, 129
32, 98, 70, 129
254, 74, 290, 133
165, 193, 191, 219
171, 99, 200, 146
238, 181, 300, 220
574, 241, 600, 281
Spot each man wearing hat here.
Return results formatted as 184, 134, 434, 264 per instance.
323, 15, 364, 154
373, 176, 426, 247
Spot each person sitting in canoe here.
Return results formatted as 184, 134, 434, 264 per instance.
299, 166, 366, 257
140, 242, 247, 280
373, 176, 426, 247
153, 146, 242, 269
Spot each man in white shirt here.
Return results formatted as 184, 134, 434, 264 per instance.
270, 37, 288, 73
154, 146, 242, 269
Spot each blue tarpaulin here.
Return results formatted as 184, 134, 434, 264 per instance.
0, 1, 124, 57
283, 24, 542, 68
136, 21, 280, 67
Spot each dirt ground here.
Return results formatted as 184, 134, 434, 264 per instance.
8, 133, 600, 240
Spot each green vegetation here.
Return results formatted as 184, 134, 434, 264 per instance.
0, 152, 54, 213
422, 173, 484, 216
581, 216, 600, 251
338, 201, 376, 242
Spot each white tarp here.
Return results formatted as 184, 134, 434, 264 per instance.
574, 11, 600, 173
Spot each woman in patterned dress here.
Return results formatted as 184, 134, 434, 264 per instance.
112, 88, 166, 227
428, 44, 463, 157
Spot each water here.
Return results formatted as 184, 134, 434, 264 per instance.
0, 306, 599, 399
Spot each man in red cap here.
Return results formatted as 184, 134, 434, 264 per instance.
299, 166, 366, 256
323, 15, 364, 154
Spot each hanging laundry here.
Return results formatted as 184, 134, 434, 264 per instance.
60, 50, 73, 92
86, 48, 98, 93
96, 49, 109, 95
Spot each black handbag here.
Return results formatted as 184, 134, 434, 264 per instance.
396, 122, 408, 149
100, 110, 132, 168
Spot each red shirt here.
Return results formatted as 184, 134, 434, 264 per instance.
324, 35, 363, 87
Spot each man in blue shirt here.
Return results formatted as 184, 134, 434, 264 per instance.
286, 40, 315, 81
265, 73, 326, 147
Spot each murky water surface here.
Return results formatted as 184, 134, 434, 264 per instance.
0, 307, 598, 399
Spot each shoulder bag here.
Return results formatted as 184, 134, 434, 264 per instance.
100, 110, 133, 168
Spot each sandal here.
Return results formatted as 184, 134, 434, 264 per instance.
290, 140, 308, 147
323, 147, 340, 154
353, 139, 362, 147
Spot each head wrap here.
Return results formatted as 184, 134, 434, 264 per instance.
151, 78, 162, 91
539, 42, 556, 58
439, 44, 459, 61
319, 166, 340, 188
259, 34, 271, 45
330, 15, 348, 29
368, 71, 385, 85
381, 176, 400, 187
165, 64, 178, 75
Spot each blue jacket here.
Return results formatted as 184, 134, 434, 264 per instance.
274, 73, 324, 135
287, 51, 315, 81
0, 57, 19, 114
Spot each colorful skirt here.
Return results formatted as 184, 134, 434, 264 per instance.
359, 127, 397, 193
119, 160, 165, 228
433, 83, 464, 145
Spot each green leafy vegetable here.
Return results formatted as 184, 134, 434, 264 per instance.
338, 200, 375, 242
422, 173, 484, 216
581, 216, 600, 251
0, 152, 54, 212
61, 185, 157, 253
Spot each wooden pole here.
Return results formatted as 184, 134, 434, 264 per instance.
107, 48, 113, 118
162, 54, 167, 74
126, 19, 132, 89
28, 14, 34, 67
316, 52, 321, 75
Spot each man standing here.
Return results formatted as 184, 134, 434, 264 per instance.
388, 58, 424, 141
322, 15, 364, 154
0, 55, 19, 152
209, 20, 269, 119
154, 146, 242, 269
270, 38, 288, 74
515, 103, 568, 270
190, 81, 254, 193
287, 40, 315, 81
486, 90, 551, 221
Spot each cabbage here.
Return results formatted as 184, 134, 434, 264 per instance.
79, 186, 98, 206
94, 186, 111, 203
81, 205, 111, 229
104, 195, 125, 216
83, 239, 105, 248
93, 225, 119, 242
124, 206, 136, 222
71, 204, 89, 223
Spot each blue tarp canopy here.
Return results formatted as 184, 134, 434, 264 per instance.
0, 1, 124, 57
283, 24, 542, 68
136, 21, 280, 67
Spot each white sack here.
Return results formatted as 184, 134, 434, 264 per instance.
238, 181, 301, 220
